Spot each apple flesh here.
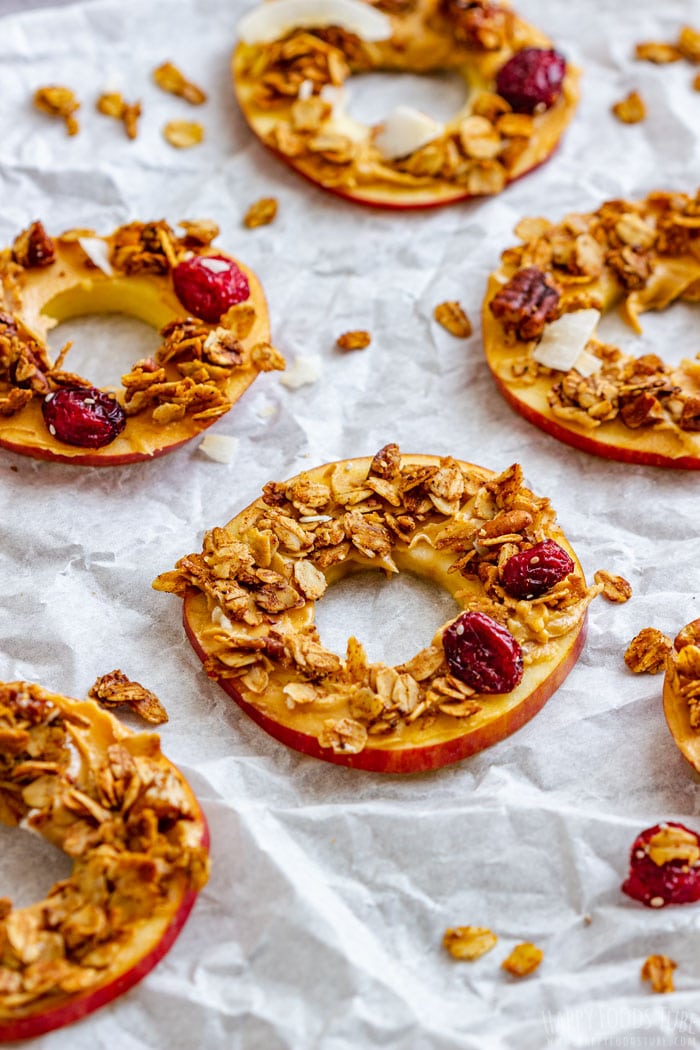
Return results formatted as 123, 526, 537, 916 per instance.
0, 237, 271, 466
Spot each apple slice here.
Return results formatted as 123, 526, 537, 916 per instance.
0, 681, 209, 1041
0, 219, 277, 466
663, 619, 700, 774
482, 190, 700, 469
155, 447, 598, 773
231, 2, 580, 209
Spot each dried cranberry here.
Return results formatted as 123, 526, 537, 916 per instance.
42, 387, 126, 449
501, 539, 574, 600
443, 611, 524, 694
622, 823, 700, 908
172, 254, 250, 323
496, 48, 567, 114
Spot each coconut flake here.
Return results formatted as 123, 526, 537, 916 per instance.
78, 237, 114, 276
200, 257, 230, 274
573, 348, 603, 378
374, 105, 444, 161
238, 0, 392, 45
279, 354, 322, 389
199, 433, 240, 464
212, 605, 234, 630
532, 309, 601, 372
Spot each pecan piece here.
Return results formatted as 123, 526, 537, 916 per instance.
680, 396, 700, 431
12, 221, 55, 269
489, 266, 560, 340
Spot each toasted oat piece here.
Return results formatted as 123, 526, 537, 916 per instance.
243, 197, 278, 229
434, 301, 473, 338
624, 628, 673, 674
153, 61, 207, 105
641, 954, 676, 993
336, 330, 371, 351
443, 926, 498, 961
33, 84, 80, 135
163, 120, 204, 148
612, 90, 647, 124
88, 669, 168, 724
501, 942, 543, 977
594, 570, 632, 603
635, 41, 683, 63
97, 92, 141, 140
678, 26, 700, 62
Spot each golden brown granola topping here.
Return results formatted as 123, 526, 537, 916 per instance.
434, 301, 473, 338
612, 90, 647, 124
0, 681, 208, 1018
154, 447, 598, 756
33, 85, 80, 135
501, 942, 543, 977
11, 222, 55, 270
96, 92, 142, 140
635, 42, 683, 63
153, 61, 207, 105
646, 825, 700, 867
163, 120, 204, 148
336, 330, 371, 351
594, 570, 632, 603
243, 198, 279, 228
88, 670, 168, 725
668, 620, 700, 727
624, 628, 673, 674
641, 954, 676, 994
443, 926, 498, 960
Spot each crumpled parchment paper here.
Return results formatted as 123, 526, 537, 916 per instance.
0, 0, 699, 1046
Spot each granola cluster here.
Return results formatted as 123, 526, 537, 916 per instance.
0, 219, 283, 436
0, 681, 208, 1019
666, 620, 700, 730
154, 444, 599, 756
234, 0, 576, 199
489, 191, 700, 436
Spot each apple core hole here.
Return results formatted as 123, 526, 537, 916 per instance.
313, 569, 460, 666
46, 313, 161, 390
344, 70, 468, 126
0, 822, 73, 908
596, 301, 698, 370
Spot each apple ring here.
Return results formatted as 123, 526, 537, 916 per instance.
663, 619, 700, 775
0, 680, 209, 1042
482, 189, 700, 468
154, 444, 600, 773
0, 219, 283, 466
231, 0, 580, 209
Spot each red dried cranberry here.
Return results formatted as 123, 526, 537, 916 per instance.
443, 611, 523, 694
496, 48, 567, 114
42, 387, 126, 449
501, 539, 574, 600
622, 823, 700, 908
172, 254, 250, 323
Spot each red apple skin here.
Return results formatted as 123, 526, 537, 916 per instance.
0, 815, 210, 1044
0, 428, 196, 468
490, 372, 700, 471
184, 597, 587, 774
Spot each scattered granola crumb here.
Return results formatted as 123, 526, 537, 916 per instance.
635, 41, 683, 63
96, 92, 142, 140
678, 26, 700, 62
612, 90, 647, 123
33, 85, 80, 135
443, 926, 498, 961
199, 433, 240, 464
594, 570, 633, 603
583, 914, 592, 926
336, 330, 371, 352
243, 197, 278, 229
501, 942, 543, 977
641, 954, 676, 994
279, 354, 322, 388
88, 669, 168, 724
434, 301, 473, 338
163, 120, 204, 148
693, 72, 700, 91
153, 61, 207, 105
624, 628, 673, 674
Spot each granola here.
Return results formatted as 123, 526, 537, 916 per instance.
641, 954, 676, 994
336, 330, 371, 351
0, 681, 208, 1027
33, 86, 80, 135
665, 619, 700, 738
153, 61, 207, 105
624, 628, 673, 674
243, 197, 279, 228
443, 926, 498, 960
434, 301, 473, 338
88, 670, 168, 725
483, 190, 700, 466
594, 570, 632, 603
232, 0, 580, 206
611, 90, 647, 124
163, 120, 205, 148
0, 219, 283, 463
154, 445, 600, 770
96, 92, 142, 140
501, 942, 543, 976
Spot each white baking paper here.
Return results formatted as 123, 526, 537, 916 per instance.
0, 0, 699, 1046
